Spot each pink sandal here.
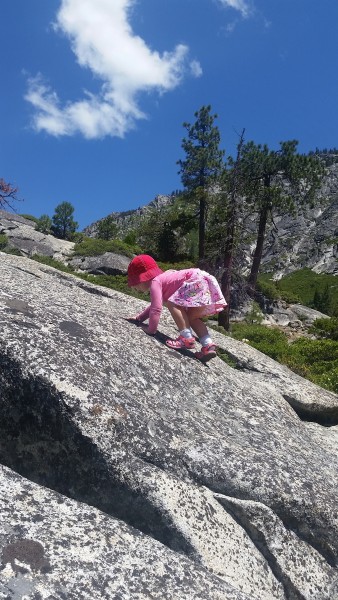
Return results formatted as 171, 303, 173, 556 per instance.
166, 335, 196, 350
195, 344, 217, 362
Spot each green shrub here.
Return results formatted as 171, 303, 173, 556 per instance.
278, 289, 301, 304
244, 302, 264, 325
0, 234, 8, 250
112, 238, 143, 257
280, 338, 338, 393
70, 232, 85, 243
123, 231, 137, 246
259, 269, 338, 314
231, 323, 289, 360
312, 367, 338, 394
35, 215, 52, 234
257, 276, 301, 303
4, 247, 22, 256
310, 317, 338, 341
276, 268, 338, 315
73, 238, 112, 256
31, 255, 75, 273
228, 322, 338, 393
256, 278, 280, 301
73, 237, 142, 258
216, 348, 238, 368
282, 337, 337, 364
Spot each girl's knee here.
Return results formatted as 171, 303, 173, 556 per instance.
187, 308, 206, 320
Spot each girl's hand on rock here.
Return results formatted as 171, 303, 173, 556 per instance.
126, 318, 153, 334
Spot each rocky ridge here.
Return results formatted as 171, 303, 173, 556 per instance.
83, 194, 174, 238
0, 253, 338, 599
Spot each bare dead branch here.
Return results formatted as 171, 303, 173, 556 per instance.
0, 178, 22, 212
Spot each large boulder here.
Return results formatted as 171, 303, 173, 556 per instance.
288, 304, 331, 324
0, 253, 338, 599
0, 209, 74, 262
68, 251, 130, 275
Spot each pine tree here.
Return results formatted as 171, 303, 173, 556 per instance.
313, 285, 332, 315
52, 202, 78, 240
177, 105, 224, 260
214, 130, 247, 329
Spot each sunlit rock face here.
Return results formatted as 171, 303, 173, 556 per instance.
252, 163, 338, 277
0, 253, 338, 599
0, 211, 131, 275
0, 210, 74, 262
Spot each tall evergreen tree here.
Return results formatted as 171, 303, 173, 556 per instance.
52, 201, 78, 239
218, 129, 246, 330
177, 105, 224, 260
239, 140, 325, 290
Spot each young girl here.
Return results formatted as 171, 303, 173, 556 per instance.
127, 254, 227, 362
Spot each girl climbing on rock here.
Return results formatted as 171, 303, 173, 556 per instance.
127, 254, 227, 363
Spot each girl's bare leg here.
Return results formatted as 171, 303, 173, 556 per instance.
186, 307, 210, 339
166, 301, 190, 331
166, 303, 214, 343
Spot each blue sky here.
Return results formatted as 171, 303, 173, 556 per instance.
1, 0, 338, 230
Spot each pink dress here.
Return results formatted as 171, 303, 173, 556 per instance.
136, 268, 227, 334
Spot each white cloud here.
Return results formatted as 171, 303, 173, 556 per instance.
25, 75, 143, 138
189, 60, 203, 78
25, 0, 190, 139
218, 0, 253, 18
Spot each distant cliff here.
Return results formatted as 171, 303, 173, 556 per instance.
257, 162, 338, 277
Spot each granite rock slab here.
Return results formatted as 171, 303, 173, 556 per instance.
0, 254, 338, 599
0, 464, 250, 600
